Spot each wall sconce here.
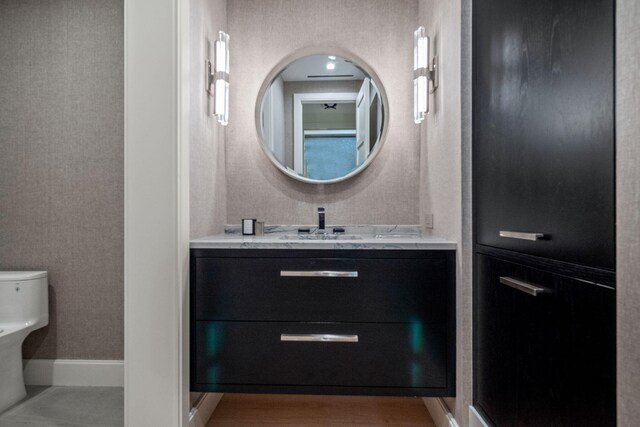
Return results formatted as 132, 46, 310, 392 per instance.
413, 26, 439, 124
206, 31, 230, 126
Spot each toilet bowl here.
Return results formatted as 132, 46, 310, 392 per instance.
0, 271, 48, 413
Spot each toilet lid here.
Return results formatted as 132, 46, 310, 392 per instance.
0, 271, 47, 281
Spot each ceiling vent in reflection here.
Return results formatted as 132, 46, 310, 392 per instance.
307, 74, 355, 79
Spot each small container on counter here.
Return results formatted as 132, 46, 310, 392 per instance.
242, 219, 256, 235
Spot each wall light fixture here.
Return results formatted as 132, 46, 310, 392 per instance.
206, 31, 230, 126
413, 26, 439, 124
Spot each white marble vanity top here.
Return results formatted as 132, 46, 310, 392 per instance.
190, 225, 456, 250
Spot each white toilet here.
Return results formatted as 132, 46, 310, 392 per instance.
0, 271, 49, 413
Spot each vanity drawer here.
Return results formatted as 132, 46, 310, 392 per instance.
192, 320, 449, 393
193, 254, 451, 323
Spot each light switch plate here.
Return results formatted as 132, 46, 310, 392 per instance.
424, 213, 434, 229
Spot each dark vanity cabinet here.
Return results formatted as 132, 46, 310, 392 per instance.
473, 0, 616, 425
190, 249, 455, 396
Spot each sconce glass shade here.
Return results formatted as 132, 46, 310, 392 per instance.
414, 26, 429, 124
214, 31, 230, 126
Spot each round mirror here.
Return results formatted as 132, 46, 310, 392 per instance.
256, 53, 387, 184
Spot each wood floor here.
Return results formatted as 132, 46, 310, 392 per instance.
206, 394, 436, 427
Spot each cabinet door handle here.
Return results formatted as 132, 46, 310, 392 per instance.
500, 276, 549, 296
280, 334, 359, 343
280, 270, 358, 278
499, 231, 545, 241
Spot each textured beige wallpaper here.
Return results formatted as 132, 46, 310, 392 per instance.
226, 0, 420, 226
417, 0, 470, 424
0, 0, 124, 359
418, 0, 462, 242
190, 0, 227, 239
616, 0, 640, 424
189, 0, 228, 408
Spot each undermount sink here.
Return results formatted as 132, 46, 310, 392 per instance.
374, 233, 422, 238
278, 234, 363, 241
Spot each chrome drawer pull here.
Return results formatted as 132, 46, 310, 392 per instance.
280, 334, 358, 343
280, 270, 358, 278
499, 231, 545, 241
500, 276, 548, 297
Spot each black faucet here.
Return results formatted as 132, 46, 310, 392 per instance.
317, 207, 325, 233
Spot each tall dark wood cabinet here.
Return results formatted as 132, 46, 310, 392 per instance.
473, 0, 616, 425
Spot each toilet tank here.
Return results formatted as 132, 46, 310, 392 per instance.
0, 271, 48, 329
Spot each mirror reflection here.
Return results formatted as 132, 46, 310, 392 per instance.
258, 54, 385, 183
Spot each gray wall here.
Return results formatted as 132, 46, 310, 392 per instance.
190, 0, 227, 239
0, 0, 124, 360
617, 0, 640, 424
226, 0, 420, 226
459, 0, 473, 424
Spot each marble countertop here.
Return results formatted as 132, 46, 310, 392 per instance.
190, 225, 456, 250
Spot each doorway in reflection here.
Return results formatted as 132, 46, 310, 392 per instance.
301, 101, 357, 180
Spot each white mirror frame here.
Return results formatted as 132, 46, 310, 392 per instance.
255, 47, 390, 184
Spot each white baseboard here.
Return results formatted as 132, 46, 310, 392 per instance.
189, 393, 223, 427
469, 405, 490, 427
22, 359, 124, 387
423, 398, 459, 427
